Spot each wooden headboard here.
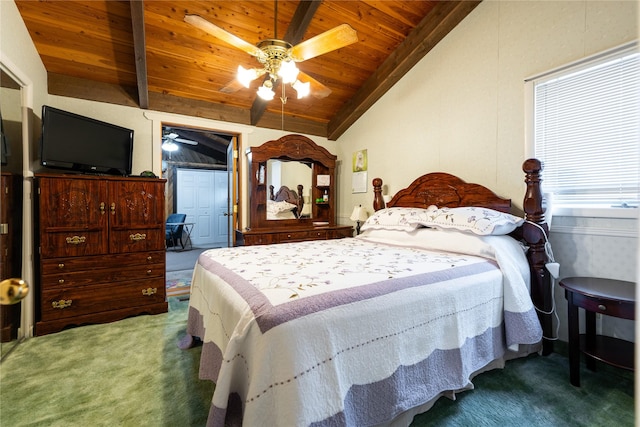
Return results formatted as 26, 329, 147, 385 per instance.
269, 184, 304, 218
371, 159, 553, 355
374, 172, 511, 213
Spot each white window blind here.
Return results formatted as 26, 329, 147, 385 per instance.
532, 44, 639, 208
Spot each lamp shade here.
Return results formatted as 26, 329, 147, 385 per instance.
257, 83, 275, 101
350, 205, 368, 222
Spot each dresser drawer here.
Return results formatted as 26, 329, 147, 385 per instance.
40, 229, 108, 258
328, 228, 353, 239
110, 228, 165, 253
243, 233, 278, 246
40, 277, 166, 322
279, 230, 327, 242
41, 251, 164, 275
42, 262, 165, 289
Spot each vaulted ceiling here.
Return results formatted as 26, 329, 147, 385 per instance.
15, 0, 480, 140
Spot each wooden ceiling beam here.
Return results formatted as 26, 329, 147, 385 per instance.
46, 72, 327, 138
48, 72, 140, 107
327, 1, 481, 141
129, 0, 149, 109
250, 0, 322, 126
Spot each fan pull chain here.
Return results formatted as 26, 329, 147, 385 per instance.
280, 82, 288, 130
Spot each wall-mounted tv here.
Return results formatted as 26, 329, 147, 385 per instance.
40, 105, 134, 176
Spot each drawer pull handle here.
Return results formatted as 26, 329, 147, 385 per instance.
110, 202, 116, 214
99, 202, 106, 214
129, 233, 146, 241
147, 256, 153, 261
66, 236, 86, 245
52, 299, 72, 309
598, 304, 606, 311
146, 269, 152, 275
58, 263, 65, 269
287, 234, 292, 238
58, 279, 65, 284
142, 287, 157, 296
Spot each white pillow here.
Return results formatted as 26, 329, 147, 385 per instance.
411, 206, 524, 235
360, 207, 431, 232
267, 200, 297, 215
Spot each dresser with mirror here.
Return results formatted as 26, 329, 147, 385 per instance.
236, 134, 352, 246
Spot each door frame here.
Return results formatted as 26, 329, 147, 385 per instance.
0, 55, 35, 339
159, 121, 241, 247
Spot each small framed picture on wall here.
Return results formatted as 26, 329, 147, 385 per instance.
352, 149, 368, 172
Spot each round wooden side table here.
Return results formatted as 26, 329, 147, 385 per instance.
559, 277, 635, 387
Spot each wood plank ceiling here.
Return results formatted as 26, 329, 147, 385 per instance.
15, 1, 480, 141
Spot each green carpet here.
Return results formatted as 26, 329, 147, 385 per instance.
0, 298, 634, 426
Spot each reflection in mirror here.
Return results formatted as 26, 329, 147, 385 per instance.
0, 68, 24, 361
266, 159, 312, 220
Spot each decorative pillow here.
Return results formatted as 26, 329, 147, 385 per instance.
410, 206, 524, 235
360, 207, 432, 232
267, 199, 297, 215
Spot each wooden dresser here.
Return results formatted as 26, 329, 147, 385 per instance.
34, 173, 167, 336
236, 225, 353, 246
236, 134, 353, 246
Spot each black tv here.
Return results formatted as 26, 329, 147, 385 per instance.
40, 105, 133, 176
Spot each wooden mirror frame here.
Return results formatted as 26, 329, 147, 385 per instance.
246, 134, 337, 230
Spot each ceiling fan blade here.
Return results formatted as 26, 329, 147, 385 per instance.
289, 24, 358, 62
219, 78, 245, 94
298, 71, 332, 99
184, 14, 263, 58
175, 138, 198, 145
220, 67, 266, 93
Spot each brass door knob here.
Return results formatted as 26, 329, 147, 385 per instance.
0, 278, 29, 305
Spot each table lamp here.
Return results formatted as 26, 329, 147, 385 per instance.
350, 205, 368, 235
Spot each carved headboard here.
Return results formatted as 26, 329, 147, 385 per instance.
374, 173, 511, 213
270, 184, 305, 217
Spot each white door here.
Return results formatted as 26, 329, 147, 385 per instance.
176, 169, 229, 247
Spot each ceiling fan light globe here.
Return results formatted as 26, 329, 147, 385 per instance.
278, 60, 299, 84
257, 84, 275, 101
292, 80, 310, 99
237, 65, 257, 88
161, 141, 179, 152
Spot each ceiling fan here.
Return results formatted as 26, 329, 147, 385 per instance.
162, 132, 197, 152
184, 4, 358, 101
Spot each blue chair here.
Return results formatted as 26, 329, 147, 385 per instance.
166, 213, 187, 248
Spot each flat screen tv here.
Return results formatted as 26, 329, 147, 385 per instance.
40, 105, 133, 176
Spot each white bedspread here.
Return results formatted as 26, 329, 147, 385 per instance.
186, 229, 542, 426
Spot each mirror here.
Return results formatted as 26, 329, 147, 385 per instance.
0, 68, 24, 361
266, 159, 312, 220
246, 134, 337, 231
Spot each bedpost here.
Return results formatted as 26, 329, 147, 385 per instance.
522, 159, 553, 355
297, 184, 305, 216
269, 185, 275, 201
373, 178, 385, 211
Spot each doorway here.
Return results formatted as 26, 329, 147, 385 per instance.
161, 123, 238, 249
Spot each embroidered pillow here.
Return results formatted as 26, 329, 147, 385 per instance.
360, 207, 431, 232
267, 199, 297, 215
411, 206, 524, 235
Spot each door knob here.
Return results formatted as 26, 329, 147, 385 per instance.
0, 278, 29, 305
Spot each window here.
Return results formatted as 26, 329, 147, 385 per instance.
527, 43, 639, 215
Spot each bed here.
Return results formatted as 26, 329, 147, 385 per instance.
267, 184, 304, 219
181, 159, 552, 426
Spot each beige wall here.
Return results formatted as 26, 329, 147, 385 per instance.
335, 0, 638, 220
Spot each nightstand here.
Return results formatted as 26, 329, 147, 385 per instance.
559, 277, 635, 387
